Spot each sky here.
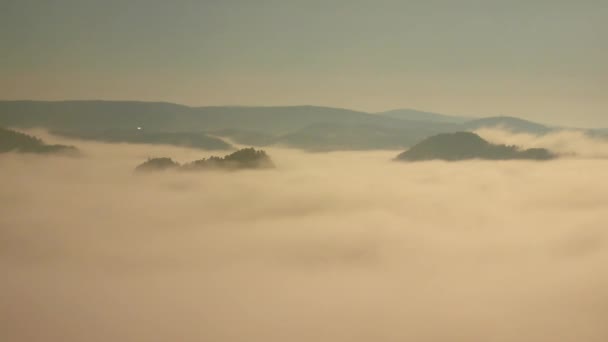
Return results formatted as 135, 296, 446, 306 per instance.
1, 0, 606, 127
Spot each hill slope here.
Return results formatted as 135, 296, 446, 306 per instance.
378, 109, 470, 123
0, 127, 77, 154
395, 132, 555, 161
462, 116, 551, 134
275, 122, 457, 151
54, 129, 233, 150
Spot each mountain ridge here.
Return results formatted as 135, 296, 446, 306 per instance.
0, 100, 587, 151
377, 108, 472, 123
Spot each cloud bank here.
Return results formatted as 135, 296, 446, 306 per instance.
476, 128, 608, 159
1, 132, 607, 342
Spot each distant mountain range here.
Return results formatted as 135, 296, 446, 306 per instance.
0, 100, 601, 151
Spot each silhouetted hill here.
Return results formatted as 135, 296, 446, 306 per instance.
395, 132, 555, 161
462, 116, 551, 134
378, 109, 470, 123
135, 157, 180, 172
135, 148, 274, 172
183, 148, 274, 170
54, 129, 233, 150
0, 127, 77, 155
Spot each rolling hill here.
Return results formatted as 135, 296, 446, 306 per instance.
0, 127, 77, 155
377, 109, 471, 123
395, 132, 555, 161
462, 116, 551, 134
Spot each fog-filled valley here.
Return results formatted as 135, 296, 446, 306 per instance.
4, 0, 607, 339
2, 130, 608, 342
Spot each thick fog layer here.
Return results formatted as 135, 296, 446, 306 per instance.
477, 128, 608, 159
1, 132, 607, 342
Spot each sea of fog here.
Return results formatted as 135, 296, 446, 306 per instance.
1, 130, 608, 342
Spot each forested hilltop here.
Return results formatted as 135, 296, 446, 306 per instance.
0, 127, 77, 155
395, 132, 555, 162
136, 148, 274, 172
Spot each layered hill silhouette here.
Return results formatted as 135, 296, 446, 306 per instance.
274, 122, 449, 151
377, 109, 471, 123
55, 129, 233, 150
0, 101, 390, 133
395, 132, 555, 161
0, 101, 452, 150
462, 116, 552, 134
0, 127, 77, 155
136, 148, 274, 172
0, 100, 581, 151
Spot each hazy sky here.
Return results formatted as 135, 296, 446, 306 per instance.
1, 0, 606, 127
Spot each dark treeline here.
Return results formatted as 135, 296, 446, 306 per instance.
54, 129, 233, 150
0, 127, 77, 155
135, 148, 274, 172
395, 132, 556, 162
